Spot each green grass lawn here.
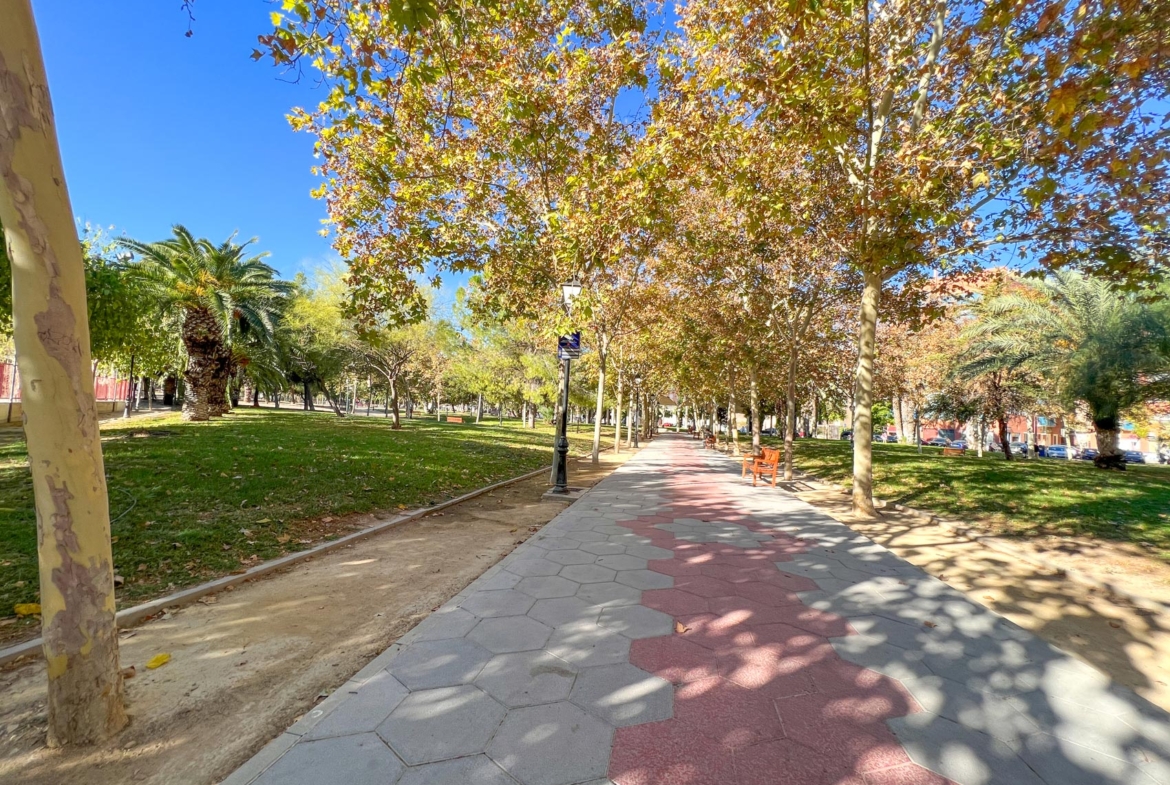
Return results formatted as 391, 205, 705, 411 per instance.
0, 409, 594, 621
771, 438, 1170, 558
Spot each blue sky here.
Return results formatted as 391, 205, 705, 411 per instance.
33, 0, 334, 280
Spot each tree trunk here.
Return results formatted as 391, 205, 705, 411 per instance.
591, 340, 608, 464
729, 394, 739, 455
0, 2, 127, 744
476, 391, 483, 423
1093, 418, 1125, 470
626, 391, 634, 448
613, 376, 623, 454
323, 384, 345, 416
179, 307, 225, 422
892, 395, 904, 444
252, 386, 260, 407
274, 391, 280, 409
784, 344, 798, 480
851, 267, 881, 516
749, 367, 761, 452
998, 416, 1012, 459
389, 377, 401, 429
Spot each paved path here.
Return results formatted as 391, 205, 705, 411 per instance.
225, 435, 1170, 785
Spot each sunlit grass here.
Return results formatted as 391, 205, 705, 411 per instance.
773, 439, 1170, 559
0, 409, 591, 617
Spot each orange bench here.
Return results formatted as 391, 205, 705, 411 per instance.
750, 447, 781, 487
942, 447, 964, 457
704, 435, 717, 449
447, 415, 464, 423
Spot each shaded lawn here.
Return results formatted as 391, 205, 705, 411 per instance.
0, 409, 593, 621
773, 439, 1170, 559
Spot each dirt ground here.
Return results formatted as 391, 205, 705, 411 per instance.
786, 479, 1170, 712
0, 451, 632, 785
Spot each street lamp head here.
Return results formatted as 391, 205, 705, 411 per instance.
634, 375, 643, 386
561, 278, 583, 309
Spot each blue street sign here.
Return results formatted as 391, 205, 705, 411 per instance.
558, 332, 581, 360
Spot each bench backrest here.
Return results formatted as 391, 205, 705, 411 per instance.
760, 447, 781, 464
942, 447, 963, 456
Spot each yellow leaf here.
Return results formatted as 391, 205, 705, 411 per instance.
145, 653, 172, 670
972, 171, 990, 188
14, 603, 40, 618
270, 11, 283, 26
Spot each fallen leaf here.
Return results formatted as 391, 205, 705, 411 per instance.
14, 603, 40, 618
120, 666, 136, 680
256, 518, 272, 524
113, 574, 125, 588
674, 620, 690, 634
1109, 621, 1122, 629
923, 621, 937, 628
276, 534, 291, 543
145, 653, 171, 670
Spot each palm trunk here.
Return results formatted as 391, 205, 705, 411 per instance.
851, 267, 881, 516
179, 307, 225, 422
0, 2, 127, 744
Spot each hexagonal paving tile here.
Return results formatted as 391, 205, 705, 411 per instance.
475, 650, 579, 707
305, 671, 409, 739
595, 554, 649, 572
528, 597, 603, 627
569, 663, 674, 727
615, 570, 674, 590
625, 544, 677, 560
388, 638, 493, 689
504, 559, 564, 578
580, 542, 626, 556
409, 608, 480, 643
546, 620, 632, 667
461, 590, 538, 618
545, 549, 598, 566
488, 702, 614, 785
468, 616, 553, 654
377, 685, 506, 765
598, 605, 675, 639
576, 581, 643, 608
397, 755, 519, 785
559, 564, 618, 584
253, 733, 402, 785
516, 575, 580, 599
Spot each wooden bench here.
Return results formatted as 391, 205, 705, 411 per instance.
447, 415, 464, 423
703, 435, 717, 449
942, 446, 964, 457
750, 447, 781, 487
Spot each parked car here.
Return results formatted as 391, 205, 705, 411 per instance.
949, 440, 968, 450
1044, 445, 1074, 459
761, 427, 778, 437
884, 433, 899, 443
1079, 448, 1099, 462
840, 429, 853, 441
1009, 441, 1028, 456
1124, 450, 1146, 464
925, 437, 950, 447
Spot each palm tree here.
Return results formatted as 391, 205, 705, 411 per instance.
122, 226, 291, 421
964, 271, 1169, 469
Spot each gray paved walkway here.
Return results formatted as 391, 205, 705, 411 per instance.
225, 435, 1170, 785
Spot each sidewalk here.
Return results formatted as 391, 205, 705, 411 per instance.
224, 434, 1170, 785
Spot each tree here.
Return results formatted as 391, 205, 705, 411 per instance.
967, 271, 1170, 468
674, 0, 1170, 513
122, 226, 290, 420
357, 323, 422, 428
0, 1, 126, 745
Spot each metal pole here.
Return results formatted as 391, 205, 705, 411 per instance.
553, 356, 572, 493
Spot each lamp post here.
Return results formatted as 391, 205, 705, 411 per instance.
551, 279, 583, 494
633, 375, 642, 448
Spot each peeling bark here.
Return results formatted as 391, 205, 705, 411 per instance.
0, 2, 127, 745
851, 268, 881, 517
